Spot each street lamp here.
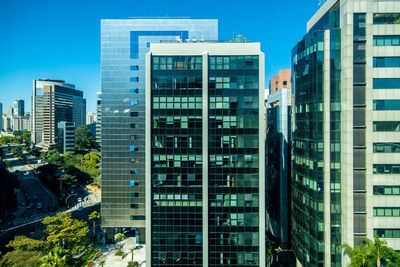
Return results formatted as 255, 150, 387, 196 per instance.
65, 193, 77, 208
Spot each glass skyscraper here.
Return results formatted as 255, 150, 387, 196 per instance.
145, 42, 265, 266
292, 0, 400, 266
100, 19, 218, 242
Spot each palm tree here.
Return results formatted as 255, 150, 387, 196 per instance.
114, 233, 125, 252
98, 260, 106, 267
40, 247, 68, 267
129, 247, 135, 262
89, 211, 101, 241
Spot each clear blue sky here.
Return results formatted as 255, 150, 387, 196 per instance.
0, 0, 320, 112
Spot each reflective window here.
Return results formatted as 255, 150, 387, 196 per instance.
130, 215, 145, 220
130, 65, 139, 71
373, 121, 400, 132
373, 78, 400, 89
373, 35, 400, 46
373, 100, 400, 110
373, 57, 400, 68
374, 207, 400, 216
373, 164, 400, 174
373, 13, 400, 24
373, 143, 400, 153
130, 77, 139, 82
374, 229, 400, 238
130, 89, 139, 94
374, 186, 400, 195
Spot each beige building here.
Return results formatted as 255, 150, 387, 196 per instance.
269, 68, 291, 94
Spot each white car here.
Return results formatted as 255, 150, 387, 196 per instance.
78, 197, 82, 202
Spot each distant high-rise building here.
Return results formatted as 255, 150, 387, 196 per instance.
32, 79, 86, 150
0, 102, 3, 132
13, 100, 24, 117
146, 41, 265, 266
86, 112, 96, 125
100, 18, 218, 243
292, 1, 400, 266
57, 121, 75, 154
96, 92, 101, 147
269, 69, 291, 94
265, 88, 294, 264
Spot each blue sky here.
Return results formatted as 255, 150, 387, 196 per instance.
0, 0, 320, 112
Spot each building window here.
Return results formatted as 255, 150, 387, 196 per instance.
373, 78, 400, 89
130, 89, 139, 94
158, 174, 166, 181
130, 100, 138, 105
130, 192, 139, 198
373, 164, 400, 174
374, 186, 400, 195
130, 65, 139, 71
373, 35, 400, 46
130, 135, 139, 140
373, 13, 400, 24
130, 112, 139, 117
130, 77, 139, 82
373, 121, 400, 132
130, 204, 139, 209
283, 80, 287, 85
374, 229, 400, 238
130, 180, 135, 186
373, 57, 400, 68
130, 169, 139, 174
130, 146, 136, 152
130, 215, 145, 220
373, 100, 400, 110
188, 174, 196, 181
130, 124, 136, 128
131, 158, 139, 163
373, 143, 400, 153
147, 42, 150, 48
373, 207, 400, 216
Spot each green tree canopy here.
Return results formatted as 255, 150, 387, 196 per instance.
42, 212, 89, 255
75, 126, 96, 154
39, 247, 68, 267
40, 149, 64, 167
22, 131, 32, 146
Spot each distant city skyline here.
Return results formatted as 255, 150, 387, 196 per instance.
0, 0, 320, 112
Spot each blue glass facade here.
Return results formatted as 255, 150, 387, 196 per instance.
100, 19, 218, 239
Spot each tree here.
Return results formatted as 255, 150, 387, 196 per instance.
129, 247, 136, 263
39, 247, 68, 267
75, 126, 96, 154
114, 233, 125, 253
11, 146, 23, 159
22, 131, 32, 146
88, 211, 101, 241
40, 149, 64, 167
60, 174, 77, 185
42, 212, 89, 256
343, 237, 400, 267
0, 236, 46, 267
99, 260, 106, 267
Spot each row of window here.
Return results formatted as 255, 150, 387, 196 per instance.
152, 56, 202, 71
373, 78, 400, 89
374, 35, 400, 46
373, 164, 400, 174
373, 57, 400, 68
373, 121, 400, 132
374, 229, 400, 238
374, 186, 400, 195
209, 56, 259, 70
373, 143, 400, 153
373, 13, 400, 25
373, 100, 400, 110
374, 207, 400, 217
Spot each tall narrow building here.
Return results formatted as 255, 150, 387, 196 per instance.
13, 100, 24, 117
292, 0, 400, 266
100, 19, 218, 243
146, 41, 265, 266
0, 102, 3, 132
32, 79, 86, 150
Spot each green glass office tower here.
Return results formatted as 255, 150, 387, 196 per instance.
146, 42, 265, 266
292, 0, 400, 266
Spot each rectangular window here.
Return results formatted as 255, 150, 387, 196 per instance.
130, 192, 139, 198
373, 78, 400, 89
130, 123, 136, 128
130, 65, 139, 71
130, 100, 138, 105
131, 158, 139, 163
130, 112, 139, 117
130, 89, 139, 94
130, 77, 139, 82
373, 100, 400, 110
374, 186, 400, 195
373, 143, 400, 153
373, 121, 400, 132
130, 204, 139, 209
130, 169, 139, 174
130, 180, 135, 186
373, 13, 400, 24
373, 164, 400, 174
130, 215, 145, 220
130, 146, 136, 152
130, 135, 139, 140
188, 174, 196, 181
158, 174, 166, 181
373, 57, 400, 68
373, 35, 400, 46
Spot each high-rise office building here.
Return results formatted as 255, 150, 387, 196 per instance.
32, 79, 86, 150
96, 92, 101, 147
57, 121, 75, 154
265, 88, 292, 255
13, 100, 24, 117
0, 102, 3, 132
269, 69, 291, 94
100, 19, 218, 242
145, 41, 265, 266
292, 1, 400, 266
86, 112, 97, 125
